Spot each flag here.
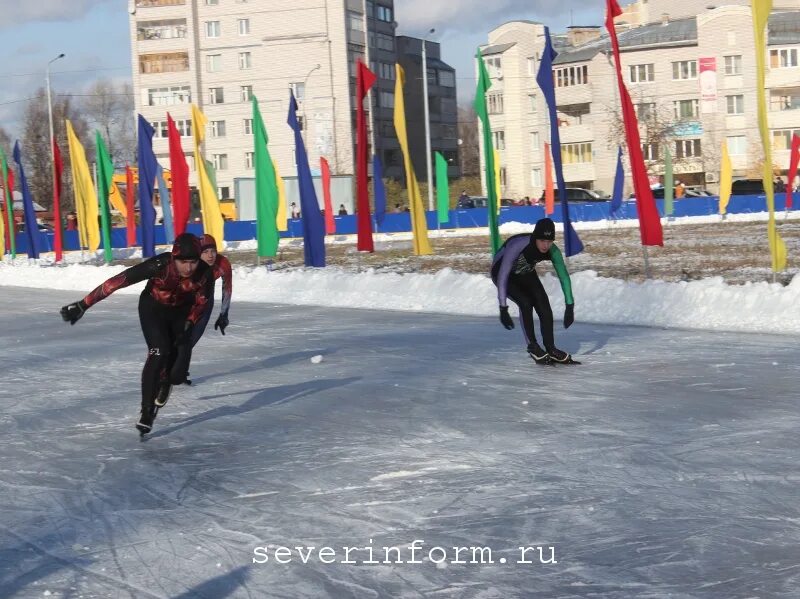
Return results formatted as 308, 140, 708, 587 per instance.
125, 164, 136, 246
321, 157, 336, 234
0, 148, 14, 258
252, 96, 280, 257
12, 141, 41, 259
190, 104, 225, 250
373, 155, 387, 227
605, 0, 663, 246
156, 164, 174, 244
395, 63, 432, 256
611, 146, 624, 215
107, 179, 128, 216
356, 60, 377, 252
167, 114, 190, 236
95, 133, 115, 263
136, 115, 159, 257
536, 28, 583, 256
493, 148, 502, 216
435, 151, 450, 224
273, 158, 288, 232
474, 48, 500, 254
752, 0, 786, 272
786, 134, 800, 210
664, 145, 674, 217
544, 142, 554, 216
52, 138, 64, 262
719, 141, 732, 216
288, 91, 326, 267
65, 120, 99, 251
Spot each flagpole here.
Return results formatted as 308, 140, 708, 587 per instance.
642, 245, 651, 279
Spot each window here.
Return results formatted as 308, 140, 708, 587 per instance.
499, 168, 507, 187
492, 130, 505, 150
137, 19, 187, 41
375, 33, 394, 51
375, 5, 393, 22
561, 142, 593, 164
554, 64, 589, 87
209, 87, 224, 104
531, 168, 542, 187
146, 85, 191, 106
438, 70, 455, 87
152, 119, 191, 138
210, 120, 226, 137
140, 52, 189, 74
528, 94, 537, 113
772, 128, 800, 151
674, 99, 699, 119
238, 19, 250, 35
770, 91, 800, 111
641, 143, 659, 161
205, 0, 218, 4
726, 95, 744, 115
485, 56, 502, 78
378, 91, 394, 108
727, 135, 747, 156
672, 60, 698, 80
290, 82, 305, 102
239, 52, 252, 69
488, 93, 504, 115
244, 118, 254, 135
629, 63, 655, 83
212, 154, 228, 170
527, 57, 536, 76
207, 54, 222, 72
378, 62, 395, 80
347, 10, 364, 32
245, 151, 255, 169
218, 186, 230, 199
240, 85, 253, 102
530, 131, 540, 152
770, 48, 799, 69
205, 21, 220, 38
724, 55, 742, 76
635, 102, 656, 120
675, 139, 701, 158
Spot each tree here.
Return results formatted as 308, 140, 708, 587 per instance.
457, 105, 480, 176
82, 79, 136, 168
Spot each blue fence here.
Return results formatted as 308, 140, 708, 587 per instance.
10, 193, 800, 256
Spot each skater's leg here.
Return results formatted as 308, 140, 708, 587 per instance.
166, 308, 193, 385
506, 275, 539, 348
523, 274, 555, 352
138, 294, 172, 429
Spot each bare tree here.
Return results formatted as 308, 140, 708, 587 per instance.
82, 79, 136, 168
457, 105, 480, 176
603, 101, 677, 177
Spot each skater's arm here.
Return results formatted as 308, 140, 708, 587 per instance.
218, 255, 232, 316
550, 245, 574, 305
82, 255, 168, 308
187, 271, 212, 324
495, 236, 527, 307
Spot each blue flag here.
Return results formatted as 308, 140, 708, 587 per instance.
287, 92, 325, 267
137, 114, 158, 257
12, 141, 41, 259
611, 146, 624, 216
373, 154, 386, 227
156, 164, 174, 245
536, 27, 583, 257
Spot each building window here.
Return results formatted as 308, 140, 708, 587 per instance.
205, 21, 220, 38
375, 5, 393, 22
245, 151, 255, 169
205, 0, 218, 5
554, 64, 589, 88
240, 85, 253, 102
485, 56, 502, 78
527, 57, 536, 76
218, 186, 230, 199
675, 139, 701, 158
238, 19, 250, 35
210, 120, 226, 137
487, 93, 503, 115
528, 94, 537, 113
378, 62, 395, 80
152, 119, 191, 138
727, 135, 747, 156
726, 95, 744, 115
674, 99, 699, 119
438, 70, 455, 87
561, 142, 592, 164
772, 128, 800, 151
629, 63, 654, 83
724, 55, 742, 76
770, 91, 800, 111
239, 52, 252, 69
209, 87, 224, 104
378, 91, 394, 108
492, 130, 505, 150
531, 168, 542, 187
212, 154, 228, 170
139, 52, 189, 74
770, 48, 799, 69
290, 82, 305, 102
375, 33, 394, 51
206, 53, 222, 72
347, 10, 364, 32
635, 102, 656, 120
672, 60, 698, 80
146, 85, 191, 106
641, 143, 659, 161
244, 118, 254, 135
137, 19, 187, 41
530, 131, 540, 152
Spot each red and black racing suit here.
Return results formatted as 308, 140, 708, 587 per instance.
190, 253, 233, 347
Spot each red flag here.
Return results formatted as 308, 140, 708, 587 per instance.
125, 164, 136, 246
786, 134, 800, 210
321, 157, 336, 235
1, 191, 9, 252
167, 113, 190, 235
8, 169, 16, 232
51, 139, 64, 261
605, 0, 663, 246
356, 60, 377, 252
544, 142, 554, 216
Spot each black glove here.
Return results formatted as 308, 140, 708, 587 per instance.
563, 304, 575, 329
499, 306, 514, 330
214, 312, 229, 335
175, 320, 194, 345
60, 300, 87, 325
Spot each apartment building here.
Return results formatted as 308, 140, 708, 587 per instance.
128, 0, 400, 202
620, 0, 798, 27
478, 5, 800, 200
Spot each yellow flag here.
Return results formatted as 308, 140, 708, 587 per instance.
752, 0, 787, 271
66, 120, 100, 251
719, 141, 732, 215
190, 104, 225, 250
108, 181, 128, 217
273, 159, 288, 232
493, 148, 502, 216
394, 64, 432, 256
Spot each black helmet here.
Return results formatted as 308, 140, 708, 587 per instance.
531, 218, 556, 241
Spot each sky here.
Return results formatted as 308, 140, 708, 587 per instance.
0, 0, 604, 139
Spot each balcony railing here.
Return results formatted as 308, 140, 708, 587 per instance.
139, 53, 189, 74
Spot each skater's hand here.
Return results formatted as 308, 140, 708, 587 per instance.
175, 320, 194, 345
60, 300, 87, 325
214, 313, 229, 335
499, 306, 514, 330
563, 304, 574, 329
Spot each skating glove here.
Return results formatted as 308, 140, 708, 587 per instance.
175, 320, 194, 345
563, 304, 574, 329
499, 306, 514, 330
60, 300, 87, 325
214, 312, 229, 335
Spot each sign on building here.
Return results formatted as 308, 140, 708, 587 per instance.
699, 57, 717, 114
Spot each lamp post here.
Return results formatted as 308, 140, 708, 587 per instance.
301, 63, 321, 147
46, 52, 65, 259
421, 29, 435, 212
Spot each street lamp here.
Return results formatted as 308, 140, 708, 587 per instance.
46, 53, 65, 258
300, 63, 321, 147
421, 28, 435, 212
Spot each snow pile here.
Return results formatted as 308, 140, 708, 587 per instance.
2, 261, 799, 335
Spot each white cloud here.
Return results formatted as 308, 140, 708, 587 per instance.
0, 0, 114, 30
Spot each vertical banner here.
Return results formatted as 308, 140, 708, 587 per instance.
320, 157, 335, 234
167, 114, 190, 236
251, 96, 280, 256
699, 57, 718, 114
664, 145, 674, 217
356, 60, 377, 252
373, 155, 387, 227
474, 48, 500, 254
610, 146, 624, 215
125, 164, 136, 246
95, 133, 115, 264
136, 115, 158, 258
52, 139, 64, 262
785, 134, 800, 210
435, 151, 450, 224
13, 141, 42, 259
156, 164, 175, 245
719, 141, 732, 216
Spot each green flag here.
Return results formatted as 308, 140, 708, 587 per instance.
204, 159, 218, 192
474, 48, 500, 254
252, 96, 280, 258
0, 148, 15, 258
664, 144, 674, 217
95, 132, 114, 263
435, 151, 450, 224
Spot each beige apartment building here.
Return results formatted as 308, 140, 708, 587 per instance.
479, 3, 800, 200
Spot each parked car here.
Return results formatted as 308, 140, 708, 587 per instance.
730, 178, 777, 195
541, 188, 609, 202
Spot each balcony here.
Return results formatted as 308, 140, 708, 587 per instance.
139, 52, 189, 74
137, 20, 187, 41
